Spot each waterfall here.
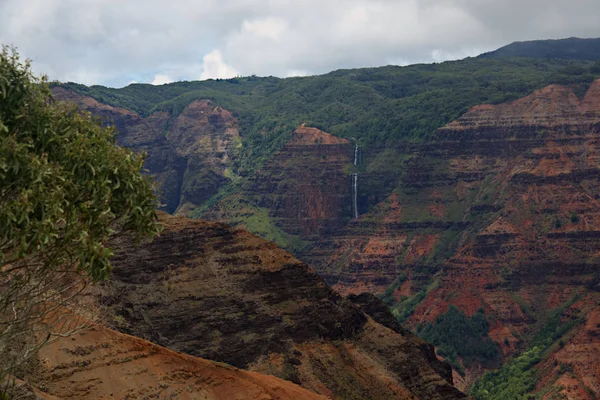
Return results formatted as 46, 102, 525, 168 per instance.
352, 173, 358, 219
352, 144, 359, 219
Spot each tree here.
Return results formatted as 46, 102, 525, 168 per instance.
0, 47, 159, 397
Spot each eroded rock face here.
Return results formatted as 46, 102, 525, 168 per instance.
255, 125, 352, 238
100, 212, 466, 400
308, 80, 600, 395
535, 301, 600, 399
52, 88, 239, 214
54, 78, 600, 396
207, 124, 354, 240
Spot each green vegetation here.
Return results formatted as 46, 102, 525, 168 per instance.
391, 278, 440, 323
426, 229, 463, 263
470, 295, 584, 400
470, 345, 542, 400
480, 38, 600, 61
0, 47, 159, 397
380, 273, 408, 307
392, 289, 427, 323
234, 207, 309, 253
193, 191, 309, 253
58, 57, 600, 178
416, 306, 499, 374
55, 56, 600, 249
570, 212, 579, 224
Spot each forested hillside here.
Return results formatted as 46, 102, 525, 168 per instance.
480, 37, 600, 61
59, 57, 600, 176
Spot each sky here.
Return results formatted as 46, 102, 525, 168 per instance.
1, 0, 599, 87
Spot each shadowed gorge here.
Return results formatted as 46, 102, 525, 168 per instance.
52, 87, 240, 214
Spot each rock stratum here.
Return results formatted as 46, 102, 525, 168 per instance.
52, 78, 600, 398
203, 124, 354, 246
52, 87, 240, 214
310, 81, 600, 396
95, 212, 465, 400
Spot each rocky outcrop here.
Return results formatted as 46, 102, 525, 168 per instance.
99, 212, 466, 399
52, 88, 239, 214
204, 124, 354, 245
534, 298, 600, 399
253, 125, 352, 238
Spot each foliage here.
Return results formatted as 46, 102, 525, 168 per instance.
379, 273, 407, 307
470, 345, 542, 400
55, 56, 600, 248
192, 191, 309, 254
392, 289, 427, 323
570, 212, 579, 224
58, 57, 600, 179
391, 278, 440, 323
470, 295, 584, 400
0, 47, 159, 396
417, 306, 499, 372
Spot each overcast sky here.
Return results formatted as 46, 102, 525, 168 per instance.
1, 0, 599, 87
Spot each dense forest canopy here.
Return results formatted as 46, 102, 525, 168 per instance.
58, 56, 600, 178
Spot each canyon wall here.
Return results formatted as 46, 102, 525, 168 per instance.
54, 79, 600, 397
97, 212, 466, 400
307, 81, 600, 395
52, 87, 239, 214
31, 320, 327, 400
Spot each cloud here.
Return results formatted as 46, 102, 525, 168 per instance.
151, 74, 173, 85
0, 0, 599, 87
200, 50, 238, 80
241, 17, 287, 41
285, 70, 309, 78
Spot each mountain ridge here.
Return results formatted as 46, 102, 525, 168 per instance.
96, 211, 466, 399
479, 37, 600, 61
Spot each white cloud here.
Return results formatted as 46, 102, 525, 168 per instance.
241, 17, 287, 41
0, 0, 599, 86
430, 48, 485, 63
200, 50, 238, 80
285, 70, 308, 78
151, 74, 173, 85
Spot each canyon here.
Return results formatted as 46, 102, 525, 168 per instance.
50, 68, 600, 398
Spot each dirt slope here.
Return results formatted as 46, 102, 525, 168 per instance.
32, 322, 327, 400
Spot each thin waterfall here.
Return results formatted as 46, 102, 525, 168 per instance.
352, 144, 359, 219
352, 173, 358, 218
